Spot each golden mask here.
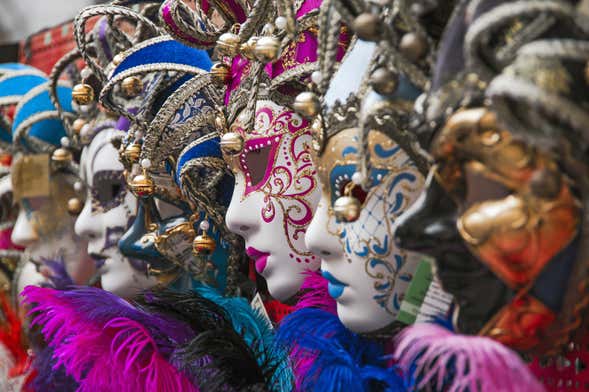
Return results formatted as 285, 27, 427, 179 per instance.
433, 108, 580, 290
12, 155, 82, 238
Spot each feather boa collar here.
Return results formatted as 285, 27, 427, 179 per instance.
393, 322, 544, 392
277, 272, 408, 391
281, 272, 543, 391
23, 285, 200, 392
23, 284, 292, 392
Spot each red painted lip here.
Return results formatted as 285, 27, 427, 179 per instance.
246, 247, 270, 274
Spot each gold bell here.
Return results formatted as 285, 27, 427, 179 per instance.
293, 91, 320, 118
129, 171, 154, 197
112, 53, 124, 66
51, 148, 73, 164
311, 116, 325, 152
72, 118, 86, 134
254, 36, 281, 63
193, 232, 216, 256
333, 195, 361, 223
210, 62, 231, 84
399, 32, 428, 62
124, 142, 142, 163
352, 13, 382, 42
370, 68, 398, 95
67, 197, 83, 215
72, 83, 95, 105
240, 37, 259, 60
216, 32, 241, 57
121, 76, 143, 98
220, 132, 244, 155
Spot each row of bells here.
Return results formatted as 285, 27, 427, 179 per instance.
72, 75, 144, 106
65, 147, 217, 257
210, 33, 282, 84
69, 11, 429, 254
120, 142, 218, 256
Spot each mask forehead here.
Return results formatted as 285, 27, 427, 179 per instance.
317, 128, 420, 210
228, 100, 312, 196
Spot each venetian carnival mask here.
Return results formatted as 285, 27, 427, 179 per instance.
300, 36, 426, 333
98, 35, 237, 292
75, 128, 157, 298
11, 156, 95, 292
224, 100, 321, 301
9, 79, 96, 296
396, 107, 581, 350
307, 126, 424, 333
394, 0, 589, 353
0, 64, 50, 296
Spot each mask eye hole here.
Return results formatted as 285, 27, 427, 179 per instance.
243, 144, 273, 189
111, 183, 122, 199
91, 170, 126, 212
0, 191, 15, 222
338, 179, 368, 205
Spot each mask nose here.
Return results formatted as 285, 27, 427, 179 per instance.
305, 197, 341, 260
11, 208, 38, 248
75, 197, 100, 240
225, 175, 258, 238
394, 173, 461, 255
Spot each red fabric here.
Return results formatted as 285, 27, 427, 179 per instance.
0, 228, 23, 252
529, 333, 589, 390
18, 18, 97, 75
263, 299, 293, 324
0, 292, 30, 379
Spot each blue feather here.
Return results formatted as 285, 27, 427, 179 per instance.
431, 312, 455, 332
194, 284, 293, 390
277, 308, 410, 391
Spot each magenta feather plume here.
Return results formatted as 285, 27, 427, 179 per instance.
294, 271, 337, 314
393, 323, 544, 392
22, 285, 198, 392
280, 272, 340, 390
292, 271, 336, 384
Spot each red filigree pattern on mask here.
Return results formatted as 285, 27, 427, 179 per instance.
235, 103, 318, 256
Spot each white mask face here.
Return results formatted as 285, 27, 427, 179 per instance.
15, 256, 43, 309
306, 128, 424, 333
12, 196, 95, 290
225, 100, 321, 301
75, 129, 156, 298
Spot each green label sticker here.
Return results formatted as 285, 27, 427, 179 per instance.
397, 257, 454, 325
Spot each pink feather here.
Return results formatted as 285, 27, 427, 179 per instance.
393, 323, 545, 392
294, 271, 337, 314
286, 272, 337, 390
23, 286, 198, 392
